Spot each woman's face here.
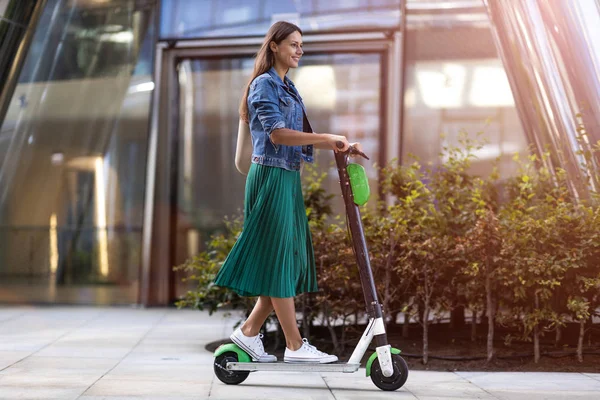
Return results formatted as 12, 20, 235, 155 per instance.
271, 31, 303, 70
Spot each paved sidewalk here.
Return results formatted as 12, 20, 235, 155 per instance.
0, 306, 598, 399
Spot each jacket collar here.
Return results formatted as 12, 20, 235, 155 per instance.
267, 66, 295, 89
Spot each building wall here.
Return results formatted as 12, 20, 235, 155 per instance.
0, 0, 530, 305
0, 0, 157, 304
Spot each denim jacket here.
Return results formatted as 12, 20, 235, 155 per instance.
247, 67, 314, 171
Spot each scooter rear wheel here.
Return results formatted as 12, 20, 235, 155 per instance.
370, 353, 409, 391
214, 351, 250, 385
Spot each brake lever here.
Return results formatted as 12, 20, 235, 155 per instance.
335, 141, 370, 160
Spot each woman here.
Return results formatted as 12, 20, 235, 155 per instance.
214, 21, 360, 364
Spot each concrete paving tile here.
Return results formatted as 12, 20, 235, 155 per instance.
34, 344, 133, 359
415, 397, 493, 400
79, 397, 199, 400
2, 307, 600, 400
0, 334, 62, 352
330, 388, 417, 399
582, 373, 600, 382
0, 356, 118, 377
322, 371, 392, 391
63, 327, 149, 338
0, 385, 85, 400
209, 386, 334, 400
210, 372, 333, 400
322, 371, 417, 399
0, 351, 30, 370
212, 370, 334, 398
244, 371, 328, 387
0, 309, 100, 334
120, 349, 214, 365
489, 390, 599, 400
404, 381, 496, 399
404, 370, 466, 382
0, 373, 100, 387
81, 378, 211, 397
145, 327, 229, 342
456, 372, 600, 391
0, 308, 27, 322
103, 363, 213, 383
132, 341, 206, 353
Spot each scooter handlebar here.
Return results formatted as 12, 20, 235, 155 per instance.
335, 141, 370, 160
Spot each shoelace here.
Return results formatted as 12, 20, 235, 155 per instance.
301, 338, 326, 355
255, 333, 265, 353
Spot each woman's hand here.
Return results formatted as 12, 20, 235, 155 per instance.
325, 134, 350, 152
349, 142, 363, 157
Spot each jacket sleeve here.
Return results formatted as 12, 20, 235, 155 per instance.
248, 76, 286, 146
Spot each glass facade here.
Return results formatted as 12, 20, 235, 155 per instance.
0, 0, 40, 101
0, 0, 535, 306
0, 1, 10, 15
402, 24, 528, 179
172, 54, 382, 298
0, 0, 157, 304
160, 0, 402, 38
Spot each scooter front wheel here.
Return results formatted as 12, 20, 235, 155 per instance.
214, 351, 250, 385
370, 353, 409, 391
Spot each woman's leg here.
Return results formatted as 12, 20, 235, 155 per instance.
241, 296, 274, 336
271, 297, 303, 351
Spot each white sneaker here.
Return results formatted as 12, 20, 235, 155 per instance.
230, 327, 277, 362
284, 338, 338, 364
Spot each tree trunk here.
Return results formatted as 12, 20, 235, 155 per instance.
302, 295, 311, 339
485, 267, 495, 362
533, 294, 540, 364
418, 301, 424, 325
383, 239, 395, 329
273, 321, 283, 351
323, 303, 339, 352
555, 324, 562, 347
340, 314, 348, 353
533, 324, 540, 363
471, 309, 477, 342
383, 260, 391, 328
577, 318, 585, 363
403, 311, 410, 338
422, 299, 430, 365
588, 315, 593, 346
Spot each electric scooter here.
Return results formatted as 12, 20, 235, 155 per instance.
213, 143, 409, 391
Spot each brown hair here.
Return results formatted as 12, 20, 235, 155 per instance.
239, 21, 303, 123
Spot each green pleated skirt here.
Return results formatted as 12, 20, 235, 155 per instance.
213, 163, 318, 298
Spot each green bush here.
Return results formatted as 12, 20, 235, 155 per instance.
175, 134, 600, 365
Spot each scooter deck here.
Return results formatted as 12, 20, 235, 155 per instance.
227, 362, 360, 373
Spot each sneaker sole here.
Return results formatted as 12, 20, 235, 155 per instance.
257, 356, 278, 363
283, 357, 338, 364
229, 334, 262, 361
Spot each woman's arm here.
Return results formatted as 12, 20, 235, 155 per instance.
271, 128, 350, 152
313, 141, 336, 150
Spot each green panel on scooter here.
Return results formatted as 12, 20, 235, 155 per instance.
365, 347, 402, 377
214, 343, 252, 363
347, 163, 370, 206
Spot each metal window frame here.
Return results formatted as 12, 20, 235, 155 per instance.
140, 31, 403, 306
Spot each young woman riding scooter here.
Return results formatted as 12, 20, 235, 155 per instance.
213, 21, 362, 363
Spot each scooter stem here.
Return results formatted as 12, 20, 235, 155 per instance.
333, 143, 388, 348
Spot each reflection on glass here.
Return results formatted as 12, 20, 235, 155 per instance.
160, 0, 401, 38
403, 27, 528, 179
0, 0, 9, 17
173, 54, 382, 297
0, 0, 156, 304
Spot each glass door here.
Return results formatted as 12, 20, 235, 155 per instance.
172, 52, 385, 298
